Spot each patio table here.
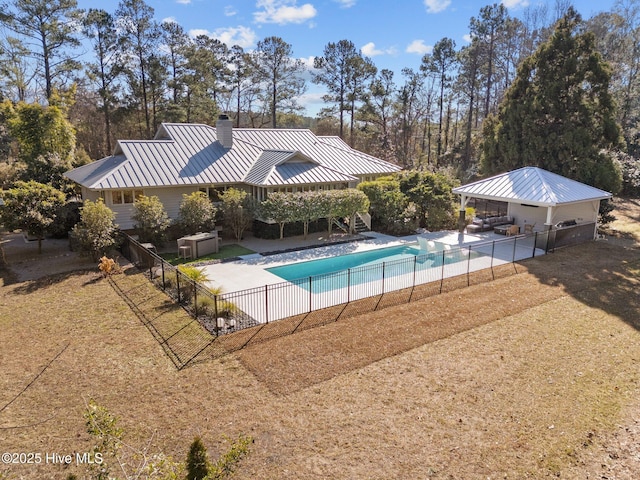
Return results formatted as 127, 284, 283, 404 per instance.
178, 232, 219, 258
493, 225, 509, 235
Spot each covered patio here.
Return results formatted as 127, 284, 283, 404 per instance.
454, 167, 613, 242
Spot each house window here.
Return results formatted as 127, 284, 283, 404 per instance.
112, 189, 143, 205
199, 186, 229, 202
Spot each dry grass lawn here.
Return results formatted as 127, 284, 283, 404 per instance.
0, 197, 639, 479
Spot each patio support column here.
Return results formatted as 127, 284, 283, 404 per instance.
592, 200, 600, 240
544, 206, 554, 232
545, 206, 554, 226
458, 194, 468, 233
544, 207, 555, 252
458, 209, 466, 233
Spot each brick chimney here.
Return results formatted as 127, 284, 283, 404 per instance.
216, 114, 233, 148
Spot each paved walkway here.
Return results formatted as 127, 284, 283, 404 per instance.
0, 231, 96, 283
217, 230, 370, 254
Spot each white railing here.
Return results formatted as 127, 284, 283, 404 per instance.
357, 212, 371, 230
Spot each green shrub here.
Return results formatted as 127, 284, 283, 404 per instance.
185, 434, 253, 480
132, 195, 171, 245
186, 436, 209, 480
71, 199, 119, 260
195, 295, 216, 316
50, 199, 82, 238
178, 265, 210, 283
179, 191, 217, 234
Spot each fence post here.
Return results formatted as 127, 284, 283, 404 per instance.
490, 241, 496, 280
193, 282, 198, 317
347, 268, 351, 303
214, 294, 219, 336
161, 261, 166, 290
381, 262, 386, 295
309, 276, 312, 313
532, 232, 538, 258
467, 245, 472, 286
410, 255, 417, 301
439, 250, 446, 294
176, 270, 181, 303
265, 284, 269, 324
512, 236, 517, 263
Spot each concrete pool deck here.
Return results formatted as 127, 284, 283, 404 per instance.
199, 229, 548, 324
203, 229, 534, 293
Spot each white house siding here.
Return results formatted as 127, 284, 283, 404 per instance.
509, 200, 600, 231
98, 185, 198, 230
144, 186, 201, 223
549, 200, 600, 225
108, 203, 137, 230
81, 187, 101, 202
509, 203, 548, 229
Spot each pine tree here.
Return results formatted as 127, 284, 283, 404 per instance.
186, 436, 209, 480
251, 36, 306, 128
481, 8, 622, 193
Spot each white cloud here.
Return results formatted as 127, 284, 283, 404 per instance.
299, 56, 316, 70
424, 0, 450, 14
162, 16, 178, 24
462, 34, 472, 43
298, 57, 317, 83
334, 0, 356, 7
361, 42, 383, 57
176, 0, 191, 4
224, 5, 237, 16
406, 40, 432, 55
501, 0, 529, 8
297, 91, 326, 112
360, 42, 396, 57
254, 0, 318, 25
189, 26, 258, 49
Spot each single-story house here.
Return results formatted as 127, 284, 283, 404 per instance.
453, 166, 612, 240
65, 115, 401, 229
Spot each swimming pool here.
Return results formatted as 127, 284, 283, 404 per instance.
266, 243, 472, 293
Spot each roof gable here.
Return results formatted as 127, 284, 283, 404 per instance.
244, 150, 355, 186
453, 167, 612, 206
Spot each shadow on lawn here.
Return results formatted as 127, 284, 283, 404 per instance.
524, 241, 640, 331
9, 268, 98, 295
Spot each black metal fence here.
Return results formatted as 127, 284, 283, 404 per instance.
115, 226, 579, 365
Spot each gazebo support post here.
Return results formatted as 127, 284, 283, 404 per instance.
458, 209, 466, 233
458, 195, 468, 233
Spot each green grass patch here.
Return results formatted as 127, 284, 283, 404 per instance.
160, 244, 256, 265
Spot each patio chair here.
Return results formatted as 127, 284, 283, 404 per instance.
177, 238, 192, 259
506, 224, 520, 236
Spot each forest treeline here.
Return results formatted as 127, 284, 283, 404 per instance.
1, 0, 640, 195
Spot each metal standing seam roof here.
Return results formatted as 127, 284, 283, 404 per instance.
243, 150, 357, 186
65, 123, 399, 190
232, 129, 401, 176
453, 167, 612, 207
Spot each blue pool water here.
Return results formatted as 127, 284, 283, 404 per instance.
266, 243, 468, 293
267, 244, 420, 280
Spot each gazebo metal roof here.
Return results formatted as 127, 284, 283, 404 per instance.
453, 167, 612, 207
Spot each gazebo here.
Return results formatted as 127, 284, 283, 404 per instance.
453, 167, 612, 241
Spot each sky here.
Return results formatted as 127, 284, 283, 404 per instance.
79, 0, 619, 116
